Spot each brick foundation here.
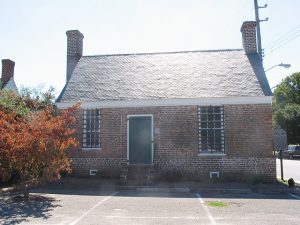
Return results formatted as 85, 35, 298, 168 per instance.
155, 157, 275, 182
71, 158, 126, 178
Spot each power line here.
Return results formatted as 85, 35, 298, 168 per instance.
263, 31, 300, 56
264, 24, 300, 50
265, 30, 300, 53
263, 24, 300, 56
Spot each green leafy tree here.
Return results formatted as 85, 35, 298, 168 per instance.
273, 72, 300, 144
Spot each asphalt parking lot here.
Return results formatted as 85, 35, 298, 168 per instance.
1, 190, 300, 225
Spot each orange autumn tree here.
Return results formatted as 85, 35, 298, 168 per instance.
0, 88, 79, 195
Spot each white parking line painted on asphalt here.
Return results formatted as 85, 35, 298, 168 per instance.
196, 193, 217, 225
105, 216, 201, 220
289, 194, 300, 200
69, 192, 118, 225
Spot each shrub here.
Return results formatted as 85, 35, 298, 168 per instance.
0, 88, 79, 199
288, 178, 295, 187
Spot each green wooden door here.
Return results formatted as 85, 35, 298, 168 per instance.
128, 116, 152, 164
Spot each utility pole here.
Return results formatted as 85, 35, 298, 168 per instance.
254, 0, 268, 60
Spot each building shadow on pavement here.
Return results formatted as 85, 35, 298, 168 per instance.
0, 194, 61, 225
27, 177, 300, 200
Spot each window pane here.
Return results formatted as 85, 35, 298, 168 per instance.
208, 130, 214, 148
198, 106, 224, 154
215, 122, 221, 128
215, 114, 221, 121
201, 114, 208, 121
86, 133, 91, 146
91, 133, 94, 146
201, 122, 207, 128
215, 130, 221, 145
95, 118, 99, 130
208, 114, 214, 121
200, 107, 207, 113
86, 117, 90, 129
214, 107, 221, 113
207, 107, 213, 114
95, 132, 100, 146
207, 122, 214, 128
83, 109, 101, 148
201, 130, 208, 138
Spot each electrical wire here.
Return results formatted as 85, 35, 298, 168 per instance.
263, 31, 300, 56
264, 29, 300, 53
264, 24, 300, 50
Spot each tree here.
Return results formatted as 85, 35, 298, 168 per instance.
273, 72, 300, 144
0, 88, 79, 198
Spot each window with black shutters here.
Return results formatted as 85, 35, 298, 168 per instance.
82, 109, 100, 149
198, 106, 225, 154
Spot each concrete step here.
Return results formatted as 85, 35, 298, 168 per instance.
120, 164, 157, 186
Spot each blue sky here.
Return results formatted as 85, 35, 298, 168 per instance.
0, 0, 299, 95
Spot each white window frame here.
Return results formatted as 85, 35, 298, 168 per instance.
198, 106, 225, 155
82, 109, 101, 150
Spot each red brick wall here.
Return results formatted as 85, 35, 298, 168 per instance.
67, 104, 275, 181
224, 104, 273, 158
157, 106, 198, 159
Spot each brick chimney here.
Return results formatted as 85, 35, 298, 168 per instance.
240, 21, 257, 54
1, 59, 15, 85
66, 30, 84, 82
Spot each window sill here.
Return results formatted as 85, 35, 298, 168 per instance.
81, 148, 101, 151
198, 153, 225, 157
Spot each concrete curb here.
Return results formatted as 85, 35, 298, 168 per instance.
0, 186, 14, 194
137, 187, 190, 193
2, 177, 300, 195
119, 186, 300, 194
194, 188, 252, 194
0, 184, 37, 195
119, 186, 190, 193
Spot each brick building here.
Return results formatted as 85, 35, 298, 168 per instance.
56, 21, 275, 182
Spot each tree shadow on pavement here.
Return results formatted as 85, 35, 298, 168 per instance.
0, 194, 61, 225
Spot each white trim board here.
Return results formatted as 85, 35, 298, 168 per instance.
56, 96, 273, 109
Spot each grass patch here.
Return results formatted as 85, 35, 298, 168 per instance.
206, 201, 229, 207
277, 178, 288, 186
277, 178, 296, 187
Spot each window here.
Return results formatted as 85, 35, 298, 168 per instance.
83, 109, 100, 148
198, 106, 225, 154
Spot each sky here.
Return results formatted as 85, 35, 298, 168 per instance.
0, 0, 299, 96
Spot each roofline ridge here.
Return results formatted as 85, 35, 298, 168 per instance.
82, 49, 243, 58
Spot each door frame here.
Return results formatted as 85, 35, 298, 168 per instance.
127, 114, 153, 165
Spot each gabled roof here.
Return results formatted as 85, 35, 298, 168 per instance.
57, 49, 272, 103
